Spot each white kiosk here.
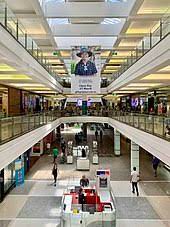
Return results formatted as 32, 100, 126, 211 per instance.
61, 169, 116, 227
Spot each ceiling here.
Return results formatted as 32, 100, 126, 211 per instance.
0, 0, 169, 100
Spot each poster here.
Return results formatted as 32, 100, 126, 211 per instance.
15, 159, 24, 186
71, 46, 101, 94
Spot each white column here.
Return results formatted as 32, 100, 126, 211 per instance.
131, 141, 139, 172
114, 130, 120, 156
167, 95, 170, 117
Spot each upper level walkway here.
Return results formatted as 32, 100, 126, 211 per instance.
0, 111, 169, 171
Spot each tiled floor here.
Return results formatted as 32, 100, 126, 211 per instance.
0, 127, 170, 227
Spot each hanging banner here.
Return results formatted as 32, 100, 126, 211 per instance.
71, 46, 101, 94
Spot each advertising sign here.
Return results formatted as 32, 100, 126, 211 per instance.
15, 159, 24, 186
71, 46, 101, 94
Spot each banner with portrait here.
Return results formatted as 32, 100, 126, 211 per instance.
71, 46, 101, 94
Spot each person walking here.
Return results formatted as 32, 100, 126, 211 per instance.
53, 147, 59, 163
52, 162, 58, 186
95, 130, 98, 141
130, 167, 139, 196
152, 156, 160, 177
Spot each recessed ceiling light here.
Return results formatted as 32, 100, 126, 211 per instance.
0, 75, 31, 80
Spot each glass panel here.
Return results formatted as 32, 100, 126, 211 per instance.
145, 115, 153, 133
29, 115, 35, 130
34, 115, 40, 127
13, 117, 22, 136
0, 118, 13, 141
0, 1, 5, 26
164, 117, 170, 140
133, 115, 139, 128
22, 116, 29, 132
18, 25, 25, 47
153, 116, 164, 136
139, 116, 145, 131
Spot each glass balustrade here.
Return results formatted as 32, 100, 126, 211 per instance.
111, 8, 170, 82
0, 111, 169, 145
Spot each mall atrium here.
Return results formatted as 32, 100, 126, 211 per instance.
0, 0, 170, 226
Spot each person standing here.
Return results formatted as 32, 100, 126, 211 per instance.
100, 129, 103, 142
130, 167, 139, 196
52, 162, 58, 186
80, 175, 89, 187
152, 156, 160, 177
95, 130, 98, 141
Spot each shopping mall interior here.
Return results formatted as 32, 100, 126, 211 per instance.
0, 0, 170, 226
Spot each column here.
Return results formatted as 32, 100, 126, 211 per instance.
82, 123, 87, 141
82, 95, 87, 115
40, 139, 44, 155
131, 141, 139, 172
114, 130, 120, 156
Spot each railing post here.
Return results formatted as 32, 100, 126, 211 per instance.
150, 32, 152, 49
152, 116, 154, 134
31, 41, 34, 55
25, 33, 27, 49
11, 117, 14, 138
162, 117, 165, 137
142, 40, 145, 55
144, 116, 146, 131
16, 20, 19, 40
4, 6, 7, 27
160, 19, 163, 40
34, 115, 36, 128
21, 116, 23, 134
28, 115, 30, 131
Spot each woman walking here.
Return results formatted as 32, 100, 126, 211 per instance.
52, 162, 58, 186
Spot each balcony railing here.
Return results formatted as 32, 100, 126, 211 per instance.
111, 8, 170, 82
0, 110, 170, 145
0, 0, 62, 84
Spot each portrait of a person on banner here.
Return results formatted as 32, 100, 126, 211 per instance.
74, 47, 97, 76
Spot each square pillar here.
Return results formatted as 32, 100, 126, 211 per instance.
131, 141, 139, 172
114, 130, 120, 156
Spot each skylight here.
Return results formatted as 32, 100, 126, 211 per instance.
101, 18, 121, 25
47, 18, 69, 27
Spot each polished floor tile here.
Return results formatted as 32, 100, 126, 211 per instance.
29, 181, 66, 196
17, 196, 62, 219
141, 182, 170, 196
0, 196, 27, 219
115, 197, 160, 219
110, 181, 145, 197
9, 219, 61, 227
116, 220, 170, 227
146, 197, 170, 220
10, 182, 35, 195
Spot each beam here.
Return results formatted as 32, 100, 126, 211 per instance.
51, 23, 125, 36
44, 1, 136, 18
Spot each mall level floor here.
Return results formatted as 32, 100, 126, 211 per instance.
0, 128, 170, 227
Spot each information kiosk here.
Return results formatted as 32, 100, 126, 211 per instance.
61, 169, 116, 227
